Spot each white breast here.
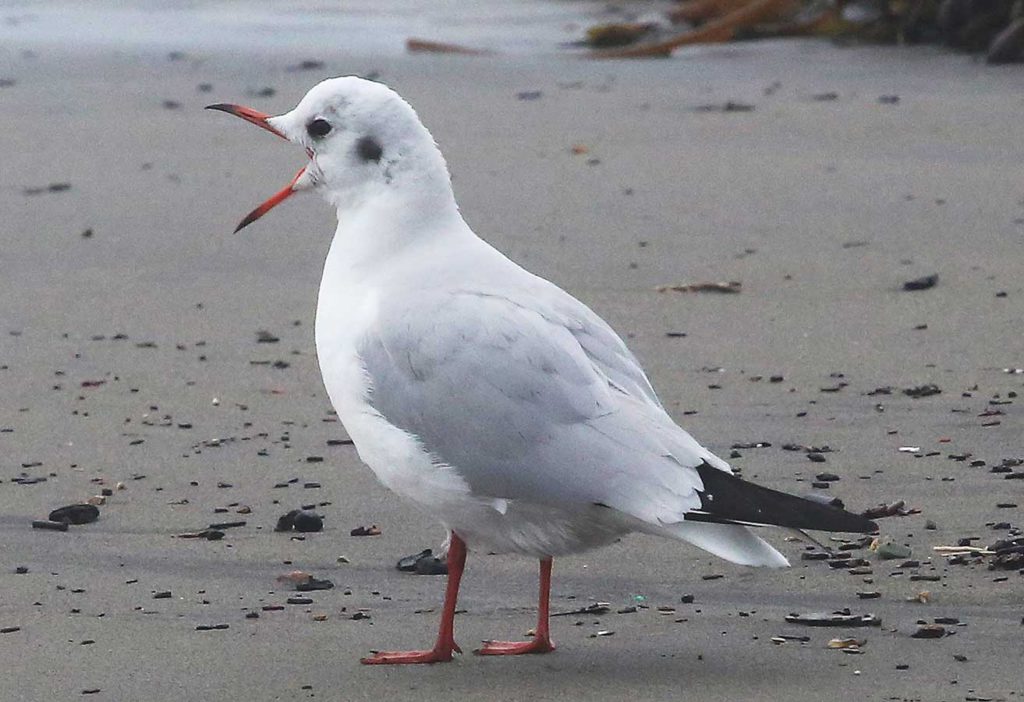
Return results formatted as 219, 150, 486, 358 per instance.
314, 236, 475, 511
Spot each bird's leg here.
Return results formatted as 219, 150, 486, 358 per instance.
361, 532, 467, 665
475, 557, 556, 656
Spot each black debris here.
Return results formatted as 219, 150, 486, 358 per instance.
32, 520, 69, 532
296, 577, 335, 592
397, 548, 447, 574
903, 383, 941, 398
784, 610, 881, 627
350, 525, 381, 537
208, 521, 246, 530
694, 101, 755, 112
903, 274, 938, 291
288, 60, 325, 71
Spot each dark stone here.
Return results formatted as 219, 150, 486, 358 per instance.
396, 548, 448, 574
829, 558, 868, 569
288, 60, 325, 71
208, 521, 246, 530
48, 504, 99, 525
276, 509, 323, 533
296, 577, 335, 592
293, 510, 323, 533
414, 554, 447, 575
350, 525, 381, 536
903, 274, 938, 291
902, 383, 941, 399
694, 101, 755, 112
784, 610, 881, 627
800, 551, 830, 561
32, 519, 69, 532
731, 441, 771, 449
397, 549, 432, 571
911, 624, 946, 639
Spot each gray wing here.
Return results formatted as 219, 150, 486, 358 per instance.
358, 285, 724, 525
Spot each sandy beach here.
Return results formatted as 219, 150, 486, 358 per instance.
1, 12, 1022, 701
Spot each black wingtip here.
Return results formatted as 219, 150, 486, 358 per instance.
692, 462, 879, 533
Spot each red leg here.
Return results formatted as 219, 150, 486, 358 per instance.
475, 557, 555, 656
361, 532, 467, 665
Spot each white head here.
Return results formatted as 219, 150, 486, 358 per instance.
208, 77, 456, 233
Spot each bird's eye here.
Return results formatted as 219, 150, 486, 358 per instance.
307, 118, 332, 138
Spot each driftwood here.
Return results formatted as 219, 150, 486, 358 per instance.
669, 0, 760, 23
590, 0, 797, 58
406, 38, 494, 55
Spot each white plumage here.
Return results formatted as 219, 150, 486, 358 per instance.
211, 77, 875, 664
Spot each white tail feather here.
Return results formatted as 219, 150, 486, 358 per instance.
647, 520, 790, 567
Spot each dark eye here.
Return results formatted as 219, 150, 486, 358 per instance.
306, 118, 332, 138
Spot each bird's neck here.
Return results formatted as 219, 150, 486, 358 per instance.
321, 123, 478, 281
326, 181, 468, 279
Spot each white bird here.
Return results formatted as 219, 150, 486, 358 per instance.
208, 78, 877, 665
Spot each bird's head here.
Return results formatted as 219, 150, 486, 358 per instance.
208, 76, 451, 233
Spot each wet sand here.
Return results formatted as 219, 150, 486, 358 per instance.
1, 37, 1022, 702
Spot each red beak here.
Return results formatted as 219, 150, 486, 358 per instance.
205, 103, 288, 140
232, 166, 307, 233
206, 103, 308, 232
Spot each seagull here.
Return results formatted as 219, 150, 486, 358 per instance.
207, 77, 877, 665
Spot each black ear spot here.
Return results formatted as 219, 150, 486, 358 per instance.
355, 135, 383, 163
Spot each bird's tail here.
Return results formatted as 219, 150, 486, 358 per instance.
685, 461, 879, 533
645, 519, 791, 567
641, 461, 878, 568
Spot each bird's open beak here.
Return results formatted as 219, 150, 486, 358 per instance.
206, 103, 315, 233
